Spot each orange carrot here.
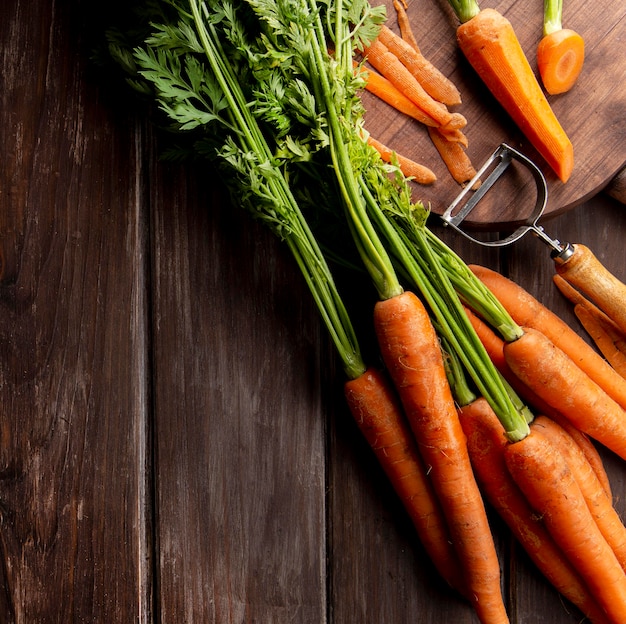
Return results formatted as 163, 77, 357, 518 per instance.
530, 416, 626, 569
364, 39, 465, 130
537, 0, 585, 95
470, 264, 626, 411
553, 274, 626, 375
427, 126, 477, 185
503, 327, 626, 461
575, 305, 626, 378
361, 66, 439, 127
344, 367, 465, 592
459, 399, 612, 624
367, 136, 437, 185
463, 306, 613, 500
377, 25, 462, 107
504, 427, 626, 623
392, 0, 421, 53
453, 6, 574, 182
374, 291, 509, 624
545, 411, 613, 501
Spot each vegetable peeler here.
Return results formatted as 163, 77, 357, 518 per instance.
441, 143, 626, 335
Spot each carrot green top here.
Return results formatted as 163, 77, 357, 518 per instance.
444, 0, 481, 23
543, 0, 564, 35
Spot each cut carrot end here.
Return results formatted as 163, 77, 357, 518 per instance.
537, 29, 585, 95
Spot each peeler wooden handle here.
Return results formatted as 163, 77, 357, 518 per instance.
553, 244, 626, 335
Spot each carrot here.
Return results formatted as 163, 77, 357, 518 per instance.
553, 273, 626, 376
392, 0, 421, 53
530, 416, 626, 569
427, 126, 477, 185
450, 4, 574, 182
554, 243, 626, 337
363, 39, 465, 130
344, 367, 466, 592
361, 66, 439, 127
470, 264, 626, 411
374, 290, 509, 624
537, 0, 585, 95
377, 25, 462, 107
459, 399, 612, 624
575, 305, 626, 378
367, 136, 437, 185
504, 427, 626, 624
503, 326, 626, 461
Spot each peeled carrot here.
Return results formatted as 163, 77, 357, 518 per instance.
427, 126, 476, 185
453, 5, 574, 182
459, 399, 612, 624
364, 39, 465, 130
377, 25, 462, 107
537, 0, 585, 95
470, 264, 626, 411
374, 291, 509, 624
344, 367, 465, 592
504, 427, 626, 623
530, 416, 626, 570
367, 136, 437, 184
504, 327, 626, 461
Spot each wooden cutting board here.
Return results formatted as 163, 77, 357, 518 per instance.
362, 0, 626, 229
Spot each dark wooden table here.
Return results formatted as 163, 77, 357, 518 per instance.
2, 1, 625, 622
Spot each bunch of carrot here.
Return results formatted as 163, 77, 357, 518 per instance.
444, 263, 626, 622
104, 1, 625, 623
358, 0, 479, 187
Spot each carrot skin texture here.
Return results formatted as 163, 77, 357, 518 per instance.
374, 291, 509, 624
504, 428, 626, 624
377, 25, 462, 106
362, 67, 439, 127
364, 39, 463, 129
459, 400, 611, 624
504, 327, 626, 461
470, 264, 626, 411
530, 416, 626, 570
344, 367, 465, 592
428, 126, 477, 185
456, 8, 573, 182
537, 28, 585, 95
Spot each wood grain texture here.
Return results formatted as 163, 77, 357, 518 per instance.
2, 0, 626, 623
363, 0, 626, 226
0, 1, 152, 621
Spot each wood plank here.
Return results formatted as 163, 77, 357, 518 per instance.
0, 1, 152, 621
149, 160, 330, 622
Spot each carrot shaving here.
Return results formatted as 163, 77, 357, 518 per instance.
363, 39, 460, 128
367, 136, 436, 185
360, 65, 439, 127
392, 0, 420, 54
427, 126, 477, 186
377, 25, 462, 107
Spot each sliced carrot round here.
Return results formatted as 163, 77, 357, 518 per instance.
537, 28, 585, 95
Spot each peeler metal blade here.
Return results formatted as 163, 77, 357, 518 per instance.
441, 143, 568, 254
